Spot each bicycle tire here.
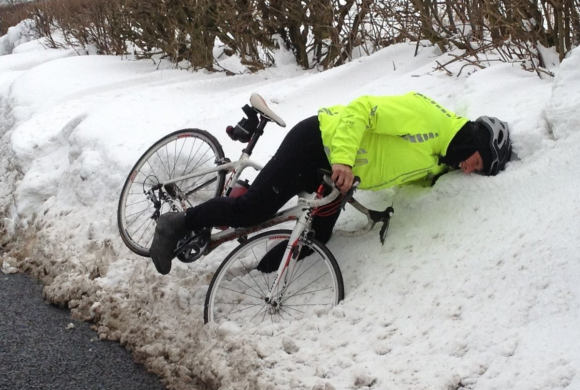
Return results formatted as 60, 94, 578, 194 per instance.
204, 229, 344, 325
118, 129, 226, 257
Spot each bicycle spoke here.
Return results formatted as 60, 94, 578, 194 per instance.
124, 203, 153, 220
286, 254, 326, 292
163, 143, 172, 179
130, 180, 154, 187
217, 284, 263, 301
134, 170, 149, 179
181, 138, 201, 176
222, 271, 265, 300
174, 138, 192, 177
248, 247, 269, 297
250, 305, 268, 323
134, 218, 155, 246
213, 302, 265, 321
145, 233, 154, 250
145, 160, 161, 184
154, 150, 172, 179
276, 309, 287, 321
181, 139, 206, 177
125, 206, 154, 229
280, 305, 305, 315
179, 138, 198, 178
283, 286, 335, 300
169, 138, 186, 178
283, 302, 335, 307
285, 271, 332, 301
188, 151, 214, 173
177, 153, 216, 196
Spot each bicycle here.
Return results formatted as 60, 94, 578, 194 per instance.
117, 93, 393, 324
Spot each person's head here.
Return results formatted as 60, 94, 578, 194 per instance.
443, 116, 512, 176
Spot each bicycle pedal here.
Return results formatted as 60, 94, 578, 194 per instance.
175, 231, 210, 263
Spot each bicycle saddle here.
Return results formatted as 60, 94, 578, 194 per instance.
250, 93, 286, 128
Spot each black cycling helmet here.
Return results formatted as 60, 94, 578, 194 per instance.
475, 116, 512, 176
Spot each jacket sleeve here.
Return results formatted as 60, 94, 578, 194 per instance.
329, 96, 374, 166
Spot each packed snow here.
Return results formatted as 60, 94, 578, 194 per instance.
1, 24, 580, 390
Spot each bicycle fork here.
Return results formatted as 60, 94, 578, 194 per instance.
264, 201, 314, 311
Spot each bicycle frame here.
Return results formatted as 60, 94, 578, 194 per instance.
174, 188, 317, 255
162, 153, 262, 198
206, 196, 308, 250
264, 191, 325, 310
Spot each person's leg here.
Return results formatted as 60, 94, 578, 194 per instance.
150, 116, 330, 274
311, 201, 342, 244
256, 190, 342, 273
184, 115, 329, 230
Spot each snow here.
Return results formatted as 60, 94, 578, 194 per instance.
1, 29, 580, 390
0, 19, 39, 56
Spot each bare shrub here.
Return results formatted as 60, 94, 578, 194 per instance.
0, 1, 36, 35
124, 0, 216, 70
405, 0, 580, 77
26, 0, 128, 54
5, 0, 579, 76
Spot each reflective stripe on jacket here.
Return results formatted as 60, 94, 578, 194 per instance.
318, 92, 468, 190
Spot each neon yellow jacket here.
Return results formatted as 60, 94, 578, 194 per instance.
318, 92, 468, 190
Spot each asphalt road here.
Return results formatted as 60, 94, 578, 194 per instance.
0, 272, 168, 390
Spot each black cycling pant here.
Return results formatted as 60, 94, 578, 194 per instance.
184, 115, 341, 244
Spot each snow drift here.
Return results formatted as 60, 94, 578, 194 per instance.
1, 34, 580, 390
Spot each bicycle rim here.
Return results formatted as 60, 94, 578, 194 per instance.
204, 229, 344, 325
118, 129, 225, 257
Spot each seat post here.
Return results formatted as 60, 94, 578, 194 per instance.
242, 116, 269, 156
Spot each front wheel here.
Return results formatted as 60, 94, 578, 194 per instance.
204, 229, 344, 325
117, 129, 226, 257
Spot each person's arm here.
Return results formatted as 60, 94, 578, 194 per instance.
329, 97, 375, 192
329, 96, 373, 167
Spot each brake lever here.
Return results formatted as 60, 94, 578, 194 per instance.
339, 176, 361, 210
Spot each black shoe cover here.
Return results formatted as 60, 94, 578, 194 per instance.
150, 212, 188, 275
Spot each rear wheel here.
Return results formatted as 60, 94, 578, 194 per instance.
117, 129, 225, 257
204, 229, 344, 325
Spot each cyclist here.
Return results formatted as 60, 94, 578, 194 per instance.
150, 91, 512, 275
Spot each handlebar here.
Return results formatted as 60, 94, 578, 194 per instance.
295, 173, 395, 245
297, 175, 360, 208
298, 185, 341, 208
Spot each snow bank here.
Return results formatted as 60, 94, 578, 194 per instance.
2, 40, 580, 390
0, 19, 38, 56
545, 46, 580, 140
